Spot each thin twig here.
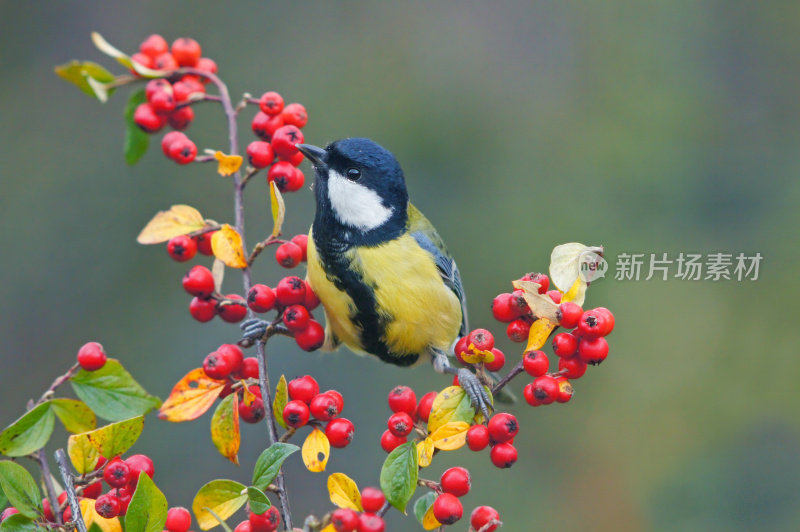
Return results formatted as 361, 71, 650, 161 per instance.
36, 364, 79, 406
36, 451, 62, 525
247, 236, 285, 266
54, 449, 87, 532
491, 360, 524, 395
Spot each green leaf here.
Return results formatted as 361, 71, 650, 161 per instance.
245, 486, 270, 515
251, 443, 299, 491
54, 61, 116, 100
379, 441, 418, 513
210, 395, 239, 464
0, 482, 7, 509
0, 514, 42, 532
0, 403, 55, 457
191, 480, 248, 531
84, 416, 144, 458
0, 461, 42, 518
414, 492, 437, 526
125, 473, 168, 532
50, 399, 97, 434
70, 359, 161, 421
123, 90, 149, 166
87, 523, 105, 532
272, 376, 288, 430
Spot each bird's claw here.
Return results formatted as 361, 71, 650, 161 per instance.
240, 318, 268, 343
457, 368, 492, 419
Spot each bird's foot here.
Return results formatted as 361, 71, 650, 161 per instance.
457, 368, 493, 419
240, 318, 269, 345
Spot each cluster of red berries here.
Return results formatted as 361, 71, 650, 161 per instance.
132, 35, 216, 143
76, 341, 108, 372
379, 386, 437, 453
233, 506, 281, 532
328, 486, 386, 531
454, 328, 506, 372
282, 375, 355, 448
464, 412, 520, 469
165, 230, 215, 263
430, 467, 471, 525
247, 91, 309, 193
492, 272, 559, 342
200, 343, 266, 423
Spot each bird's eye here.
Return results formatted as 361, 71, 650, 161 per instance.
346, 167, 361, 181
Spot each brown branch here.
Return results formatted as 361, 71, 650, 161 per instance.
491, 360, 524, 396
36, 363, 79, 406
35, 451, 62, 525
54, 449, 87, 532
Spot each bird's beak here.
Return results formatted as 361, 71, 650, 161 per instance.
296, 144, 327, 167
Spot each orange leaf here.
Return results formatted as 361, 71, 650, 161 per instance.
214, 151, 243, 177
158, 368, 226, 422
210, 393, 240, 464
525, 317, 557, 352
136, 205, 206, 244
211, 224, 248, 268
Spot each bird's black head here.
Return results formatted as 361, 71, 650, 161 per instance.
298, 138, 409, 248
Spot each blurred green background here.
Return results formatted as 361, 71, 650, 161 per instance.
2, 1, 799, 530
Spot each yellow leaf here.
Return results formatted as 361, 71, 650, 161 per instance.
512, 279, 559, 321
137, 205, 206, 244
427, 386, 475, 434
302, 427, 330, 473
430, 421, 470, 451
422, 503, 442, 530
214, 151, 243, 177
158, 368, 227, 422
460, 344, 495, 364
210, 394, 240, 464
525, 317, 557, 352
417, 437, 434, 468
327, 473, 363, 511
269, 181, 286, 238
562, 276, 588, 307
68, 433, 99, 474
273, 375, 289, 430
211, 224, 248, 268
320, 526, 337, 532
80, 497, 122, 532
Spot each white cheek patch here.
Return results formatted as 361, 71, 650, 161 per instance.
327, 170, 394, 231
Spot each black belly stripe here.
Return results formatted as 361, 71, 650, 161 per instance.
316, 245, 419, 367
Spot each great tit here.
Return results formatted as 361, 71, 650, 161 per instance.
242, 137, 492, 416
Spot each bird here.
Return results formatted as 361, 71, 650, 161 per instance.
242, 137, 492, 416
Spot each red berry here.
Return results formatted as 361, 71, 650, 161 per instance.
577, 336, 609, 365
387, 385, 417, 416
195, 57, 217, 77
295, 320, 324, 351
162, 131, 188, 156
189, 297, 216, 322
77, 341, 107, 371
325, 390, 344, 413
387, 412, 414, 437
168, 106, 195, 131
380, 429, 406, 453
330, 508, 359, 532
249, 507, 280, 532
278, 149, 305, 165
290, 235, 308, 261
491, 293, 519, 322
83, 480, 102, 499
467, 328, 494, 352
239, 396, 265, 423
203, 351, 232, 379
140, 34, 168, 58
522, 350, 549, 377
490, 442, 518, 468
326, 417, 355, 448
247, 284, 276, 313
282, 304, 310, 331
270, 125, 303, 159
125, 454, 154, 486
172, 81, 195, 103
275, 276, 306, 306
182, 265, 215, 298
234, 521, 251, 532
149, 90, 176, 115
259, 91, 284, 116
281, 167, 305, 192
145, 79, 171, 101
193, 230, 215, 256
282, 400, 310, 428
552, 332, 578, 357
240, 357, 259, 379
488, 412, 518, 444
246, 141, 274, 168
217, 344, 244, 374
42, 498, 55, 521
217, 294, 247, 323
251, 111, 284, 140
309, 392, 340, 421
95, 494, 121, 519
302, 281, 320, 310
558, 355, 588, 379
555, 376, 574, 403
281, 103, 308, 128
557, 302, 583, 329
546, 290, 562, 304
1, 508, 19, 522
171, 38, 202, 67
521, 272, 549, 294
532, 375, 559, 405
287, 375, 319, 403
165, 507, 192, 532
470, 506, 501, 532
578, 309, 614, 337
454, 336, 469, 365
523, 383, 541, 407
440, 466, 470, 497
484, 348, 505, 372
593, 307, 615, 335
275, 242, 303, 268
360, 487, 385, 513
432, 493, 463, 525
357, 514, 385, 532
466, 424, 490, 451
134, 103, 166, 133
267, 160, 296, 189
506, 319, 531, 343
168, 137, 197, 164
104, 458, 132, 488
416, 391, 436, 422
153, 53, 179, 72
167, 235, 197, 262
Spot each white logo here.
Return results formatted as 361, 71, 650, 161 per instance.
578, 250, 608, 283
